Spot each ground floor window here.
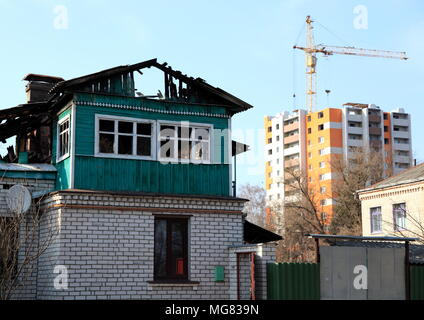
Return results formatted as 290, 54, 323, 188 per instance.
370, 206, 382, 233
154, 216, 189, 280
393, 203, 406, 231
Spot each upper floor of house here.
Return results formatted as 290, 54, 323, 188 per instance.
0, 59, 252, 197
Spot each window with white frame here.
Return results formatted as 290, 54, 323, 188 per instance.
158, 122, 211, 163
96, 116, 154, 159
393, 203, 406, 231
57, 116, 70, 161
319, 161, 325, 168
370, 206, 382, 233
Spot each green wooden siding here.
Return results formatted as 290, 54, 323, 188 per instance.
74, 101, 230, 160
53, 107, 72, 189
74, 92, 229, 117
73, 156, 229, 196
267, 263, 320, 300
48, 93, 233, 196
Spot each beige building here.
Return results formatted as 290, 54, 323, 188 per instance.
358, 163, 424, 240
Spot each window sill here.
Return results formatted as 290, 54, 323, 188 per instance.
57, 154, 70, 163
147, 280, 200, 287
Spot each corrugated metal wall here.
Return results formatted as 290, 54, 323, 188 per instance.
266, 263, 320, 300
320, 246, 405, 300
411, 265, 424, 300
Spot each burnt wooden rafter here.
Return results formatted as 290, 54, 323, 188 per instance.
0, 59, 254, 145
0, 113, 51, 142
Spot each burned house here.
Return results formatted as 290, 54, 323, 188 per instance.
0, 59, 280, 300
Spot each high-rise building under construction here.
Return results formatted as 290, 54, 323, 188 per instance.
264, 103, 413, 229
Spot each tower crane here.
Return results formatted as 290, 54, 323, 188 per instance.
293, 15, 408, 112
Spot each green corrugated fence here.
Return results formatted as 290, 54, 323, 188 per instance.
411, 265, 424, 300
267, 262, 320, 300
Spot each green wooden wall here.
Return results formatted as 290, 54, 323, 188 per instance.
73, 156, 229, 195
53, 93, 233, 196
52, 107, 72, 190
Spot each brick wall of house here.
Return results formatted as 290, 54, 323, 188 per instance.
1, 182, 277, 300
36, 190, 248, 300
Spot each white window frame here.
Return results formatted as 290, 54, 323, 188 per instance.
370, 206, 382, 234
57, 115, 71, 163
393, 203, 406, 231
157, 120, 213, 164
94, 114, 156, 160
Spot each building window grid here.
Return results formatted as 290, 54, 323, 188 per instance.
96, 117, 154, 159
57, 116, 70, 161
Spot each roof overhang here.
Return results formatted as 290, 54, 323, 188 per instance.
244, 220, 282, 244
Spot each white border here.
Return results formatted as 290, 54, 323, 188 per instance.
156, 119, 213, 164
56, 114, 71, 163
94, 114, 157, 161
70, 103, 76, 188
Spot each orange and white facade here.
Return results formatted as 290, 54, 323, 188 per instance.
264, 103, 413, 229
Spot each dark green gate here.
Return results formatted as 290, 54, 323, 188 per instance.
267, 262, 320, 300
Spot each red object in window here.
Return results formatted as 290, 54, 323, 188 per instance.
176, 258, 184, 275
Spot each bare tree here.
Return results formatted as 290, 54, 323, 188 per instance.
238, 183, 267, 227
0, 185, 57, 300
270, 167, 326, 263
329, 149, 386, 235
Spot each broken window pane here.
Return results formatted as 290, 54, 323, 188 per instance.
118, 135, 133, 155
118, 121, 133, 134
160, 125, 175, 138
178, 140, 191, 160
194, 128, 209, 140
137, 137, 151, 156
99, 120, 114, 132
193, 141, 209, 160
178, 126, 192, 139
160, 139, 175, 158
99, 133, 114, 153
137, 123, 151, 136
58, 118, 70, 158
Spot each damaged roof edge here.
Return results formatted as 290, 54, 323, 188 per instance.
49, 58, 158, 94
48, 58, 253, 113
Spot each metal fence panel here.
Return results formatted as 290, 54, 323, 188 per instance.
267, 262, 320, 300
411, 265, 424, 300
320, 246, 367, 300
367, 247, 405, 300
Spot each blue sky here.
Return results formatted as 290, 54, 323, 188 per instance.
0, 0, 423, 188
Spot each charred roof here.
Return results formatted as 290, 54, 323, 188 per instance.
0, 59, 253, 145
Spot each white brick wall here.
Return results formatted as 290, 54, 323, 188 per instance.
35, 191, 248, 299
2, 184, 276, 300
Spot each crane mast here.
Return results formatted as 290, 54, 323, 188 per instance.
294, 16, 408, 113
